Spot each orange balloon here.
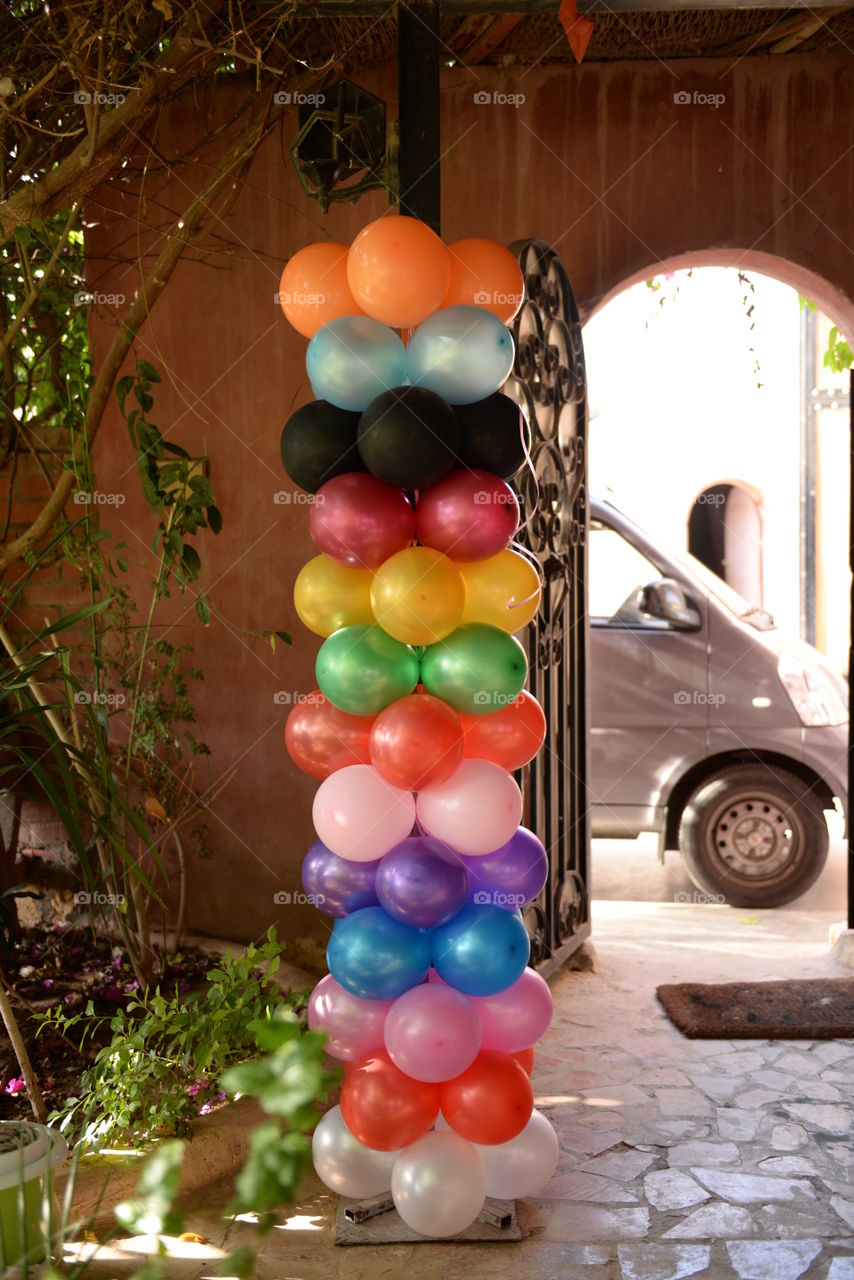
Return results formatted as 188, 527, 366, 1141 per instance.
370, 692, 463, 791
443, 238, 525, 323
459, 691, 546, 771
347, 216, 451, 330
440, 1049, 533, 1145
279, 242, 363, 338
285, 692, 374, 780
341, 1050, 439, 1151
511, 1047, 535, 1077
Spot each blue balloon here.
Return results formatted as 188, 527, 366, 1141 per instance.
463, 828, 548, 910
327, 906, 431, 1000
406, 305, 515, 405
307, 316, 407, 412
376, 836, 469, 929
301, 840, 380, 919
431, 903, 530, 996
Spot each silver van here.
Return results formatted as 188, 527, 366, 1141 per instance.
589, 496, 848, 907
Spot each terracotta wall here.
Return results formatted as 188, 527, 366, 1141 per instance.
78, 51, 854, 944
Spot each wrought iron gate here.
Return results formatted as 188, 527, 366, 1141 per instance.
505, 239, 591, 976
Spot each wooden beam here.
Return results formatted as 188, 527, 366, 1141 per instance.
398, 0, 441, 234
453, 13, 526, 62
293, 0, 854, 14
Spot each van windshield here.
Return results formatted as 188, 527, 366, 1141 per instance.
670, 546, 776, 630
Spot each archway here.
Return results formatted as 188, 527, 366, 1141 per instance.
688, 480, 765, 608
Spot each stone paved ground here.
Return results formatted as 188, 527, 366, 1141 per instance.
66, 896, 854, 1280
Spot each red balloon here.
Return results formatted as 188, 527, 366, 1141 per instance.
511, 1047, 535, 1077
341, 1050, 439, 1151
285, 692, 374, 780
370, 693, 463, 791
459, 691, 546, 771
310, 473, 415, 569
415, 469, 519, 562
440, 1049, 534, 1145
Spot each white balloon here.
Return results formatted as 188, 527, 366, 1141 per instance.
312, 764, 415, 862
312, 1105, 400, 1197
474, 1109, 558, 1199
416, 759, 522, 856
391, 1131, 486, 1237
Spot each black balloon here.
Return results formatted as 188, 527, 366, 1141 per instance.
455, 392, 530, 480
280, 400, 366, 494
358, 387, 462, 490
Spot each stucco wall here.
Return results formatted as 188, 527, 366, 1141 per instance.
83, 51, 854, 944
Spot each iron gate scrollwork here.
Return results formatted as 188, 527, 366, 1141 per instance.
505, 239, 591, 976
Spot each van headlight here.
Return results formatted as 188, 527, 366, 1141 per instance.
777, 654, 848, 727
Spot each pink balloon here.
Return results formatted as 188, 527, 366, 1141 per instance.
415, 469, 519, 561
310, 473, 415, 568
384, 984, 482, 1083
416, 759, 522, 856
313, 764, 416, 862
470, 968, 553, 1053
308, 975, 393, 1061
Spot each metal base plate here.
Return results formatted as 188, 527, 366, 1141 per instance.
334, 1196, 521, 1245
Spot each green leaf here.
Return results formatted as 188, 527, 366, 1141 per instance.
195, 595, 211, 626
14, 225, 32, 248
188, 474, 215, 506
275, 630, 292, 646
136, 359, 162, 383
206, 506, 223, 534
181, 545, 201, 580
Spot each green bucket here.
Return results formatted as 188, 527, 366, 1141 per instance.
0, 1121, 67, 1269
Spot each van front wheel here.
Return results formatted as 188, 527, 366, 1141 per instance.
678, 764, 829, 908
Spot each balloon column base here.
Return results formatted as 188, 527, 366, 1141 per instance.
334, 1195, 520, 1245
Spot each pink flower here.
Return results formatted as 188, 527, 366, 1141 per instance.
198, 1102, 214, 1116
5, 1077, 26, 1096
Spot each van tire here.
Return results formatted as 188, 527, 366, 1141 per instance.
678, 763, 829, 908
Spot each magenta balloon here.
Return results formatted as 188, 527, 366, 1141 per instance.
308, 974, 393, 1061
384, 984, 482, 1083
310, 472, 415, 568
470, 968, 553, 1053
415, 469, 519, 561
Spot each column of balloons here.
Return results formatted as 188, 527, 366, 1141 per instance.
279, 217, 559, 1238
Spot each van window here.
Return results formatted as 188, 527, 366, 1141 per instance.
589, 522, 671, 628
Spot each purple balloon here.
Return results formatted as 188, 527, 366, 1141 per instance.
462, 827, 548, 910
376, 836, 469, 929
301, 840, 380, 918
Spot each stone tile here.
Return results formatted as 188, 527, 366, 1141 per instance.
582, 1084, 651, 1107
617, 1242, 711, 1280
734, 1088, 781, 1110
831, 1195, 854, 1230
814, 1042, 854, 1065
828, 1260, 854, 1278
805, 1082, 845, 1102
783, 1103, 852, 1135
579, 1149, 657, 1182
536, 1170, 639, 1203
668, 1140, 740, 1167
749, 1070, 796, 1091
770, 1123, 808, 1151
689, 1075, 742, 1103
821, 1140, 854, 1168
726, 1239, 822, 1280
705, 1050, 768, 1075
756, 1156, 818, 1177
757, 1203, 846, 1237
635, 1069, 693, 1088
718, 1108, 762, 1141
625, 1121, 713, 1147
691, 1168, 816, 1203
642, 1170, 709, 1211
662, 1202, 757, 1239
773, 1052, 824, 1076
656, 1090, 713, 1118
537, 1202, 650, 1242
557, 1125, 623, 1157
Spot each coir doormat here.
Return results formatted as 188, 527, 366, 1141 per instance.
656, 977, 854, 1039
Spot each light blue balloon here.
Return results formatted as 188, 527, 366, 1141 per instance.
306, 316, 407, 412
431, 903, 530, 996
406, 305, 515, 405
327, 906, 431, 1000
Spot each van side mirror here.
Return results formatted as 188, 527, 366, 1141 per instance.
640, 578, 701, 630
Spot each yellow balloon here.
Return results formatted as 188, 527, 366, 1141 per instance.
459, 549, 541, 633
294, 555, 374, 637
371, 547, 465, 646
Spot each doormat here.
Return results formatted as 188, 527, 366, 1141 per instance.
656, 977, 854, 1039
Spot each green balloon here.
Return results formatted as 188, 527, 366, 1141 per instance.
316, 625, 420, 715
421, 624, 528, 715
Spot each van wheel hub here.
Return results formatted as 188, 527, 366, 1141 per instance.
713, 798, 793, 877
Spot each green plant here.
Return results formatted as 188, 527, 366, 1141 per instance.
823, 325, 853, 375
38, 929, 302, 1149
